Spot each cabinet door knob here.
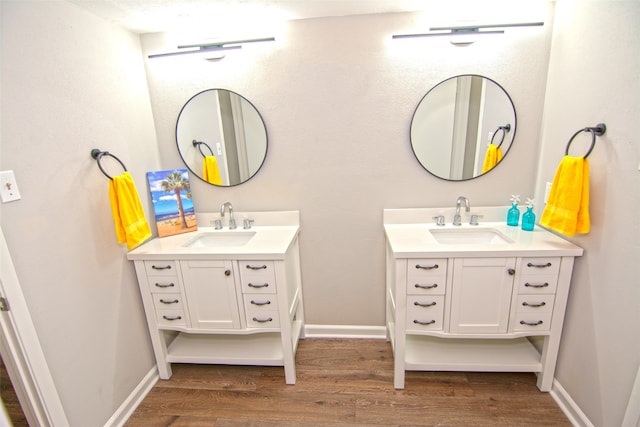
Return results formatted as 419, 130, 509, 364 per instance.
508, 268, 516, 276
224, 270, 231, 276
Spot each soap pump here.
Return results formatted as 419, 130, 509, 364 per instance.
507, 195, 520, 226
522, 198, 536, 231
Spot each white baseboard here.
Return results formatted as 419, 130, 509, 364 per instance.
551, 379, 594, 427
104, 367, 158, 427
302, 324, 388, 339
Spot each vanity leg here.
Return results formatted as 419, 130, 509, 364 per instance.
150, 330, 172, 379
280, 331, 297, 385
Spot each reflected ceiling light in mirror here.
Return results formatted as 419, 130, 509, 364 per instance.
148, 37, 275, 59
392, 21, 543, 45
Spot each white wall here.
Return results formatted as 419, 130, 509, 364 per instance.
0, 2, 159, 425
141, 6, 554, 326
534, 2, 640, 426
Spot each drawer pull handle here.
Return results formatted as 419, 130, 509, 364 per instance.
162, 315, 182, 321
414, 301, 437, 308
522, 301, 546, 308
524, 282, 549, 288
159, 299, 179, 304
527, 262, 552, 268
155, 283, 175, 288
246, 264, 268, 270
413, 319, 436, 325
248, 283, 269, 289
519, 320, 543, 326
251, 300, 271, 306
415, 264, 439, 270
414, 283, 438, 290
152, 265, 172, 270
252, 317, 273, 323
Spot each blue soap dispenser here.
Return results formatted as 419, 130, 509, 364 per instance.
507, 195, 520, 226
522, 198, 536, 231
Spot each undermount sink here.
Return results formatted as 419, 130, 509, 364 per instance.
183, 231, 256, 248
429, 227, 514, 245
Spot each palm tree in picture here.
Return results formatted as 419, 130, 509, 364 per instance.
161, 170, 191, 229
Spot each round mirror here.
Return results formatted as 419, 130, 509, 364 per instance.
410, 75, 516, 181
176, 89, 268, 186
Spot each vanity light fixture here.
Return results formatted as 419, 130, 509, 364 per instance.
392, 22, 544, 45
148, 37, 275, 59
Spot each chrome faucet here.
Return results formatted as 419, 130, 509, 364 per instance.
220, 202, 236, 229
453, 196, 470, 226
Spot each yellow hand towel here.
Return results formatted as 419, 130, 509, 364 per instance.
108, 171, 152, 250
203, 156, 222, 185
481, 144, 503, 173
540, 155, 590, 236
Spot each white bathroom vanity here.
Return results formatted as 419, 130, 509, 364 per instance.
384, 207, 583, 391
127, 211, 304, 384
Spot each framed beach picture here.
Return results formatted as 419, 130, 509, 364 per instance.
146, 169, 198, 237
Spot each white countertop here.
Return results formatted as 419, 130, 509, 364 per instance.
383, 208, 583, 258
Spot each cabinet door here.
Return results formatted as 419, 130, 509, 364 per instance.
180, 260, 241, 329
449, 257, 515, 333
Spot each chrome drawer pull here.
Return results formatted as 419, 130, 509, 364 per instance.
520, 320, 543, 326
522, 301, 546, 308
527, 262, 552, 268
252, 317, 273, 323
155, 282, 175, 288
413, 319, 436, 325
414, 301, 437, 308
151, 265, 172, 270
415, 264, 439, 270
251, 300, 271, 306
159, 299, 179, 304
246, 264, 267, 270
524, 282, 549, 288
414, 283, 438, 290
248, 283, 269, 289
162, 315, 182, 321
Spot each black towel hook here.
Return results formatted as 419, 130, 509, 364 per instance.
490, 124, 511, 148
192, 140, 215, 158
90, 149, 127, 180
564, 123, 606, 159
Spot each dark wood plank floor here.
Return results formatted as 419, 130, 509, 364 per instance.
0, 354, 28, 427
126, 338, 570, 426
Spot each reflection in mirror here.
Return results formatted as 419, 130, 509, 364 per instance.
410, 75, 516, 181
176, 89, 268, 186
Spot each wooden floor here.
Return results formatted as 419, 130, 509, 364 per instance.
126, 339, 570, 426
0, 354, 28, 427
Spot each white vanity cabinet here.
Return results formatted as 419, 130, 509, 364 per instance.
127, 213, 304, 385
384, 208, 583, 392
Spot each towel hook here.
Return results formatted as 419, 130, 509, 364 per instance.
490, 124, 511, 148
90, 149, 127, 180
564, 123, 606, 159
192, 140, 215, 158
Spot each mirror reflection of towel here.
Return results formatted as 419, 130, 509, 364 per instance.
482, 144, 503, 173
203, 156, 222, 185
108, 171, 152, 250
540, 155, 590, 236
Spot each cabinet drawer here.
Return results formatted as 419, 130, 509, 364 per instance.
407, 259, 447, 295
246, 311, 280, 328
520, 257, 560, 277
243, 294, 278, 312
144, 260, 177, 276
516, 294, 554, 314
512, 311, 553, 332
240, 261, 277, 293
156, 309, 187, 327
148, 278, 180, 294
152, 293, 185, 311
406, 295, 444, 331
517, 275, 558, 294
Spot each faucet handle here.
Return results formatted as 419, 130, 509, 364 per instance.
432, 215, 445, 226
214, 219, 223, 230
469, 214, 483, 226
243, 218, 254, 229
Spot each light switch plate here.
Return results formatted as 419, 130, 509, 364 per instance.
544, 182, 552, 204
0, 170, 21, 203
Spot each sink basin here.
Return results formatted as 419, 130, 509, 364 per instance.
429, 228, 513, 245
183, 231, 256, 248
